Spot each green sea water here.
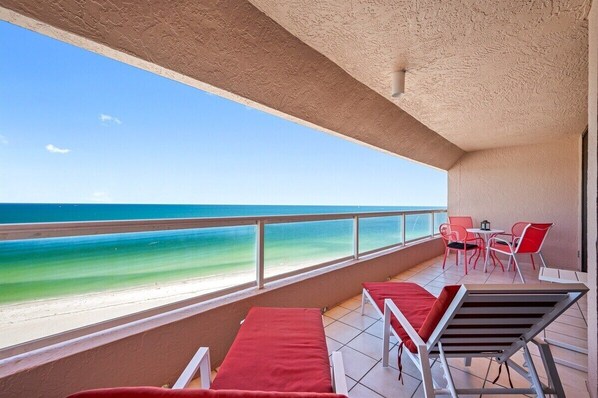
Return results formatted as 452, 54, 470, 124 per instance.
0, 204, 446, 304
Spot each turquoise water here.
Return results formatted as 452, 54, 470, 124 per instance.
0, 204, 446, 304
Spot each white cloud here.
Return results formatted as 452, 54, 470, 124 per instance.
0, 135, 7, 145
46, 144, 70, 154
99, 114, 122, 125
91, 191, 113, 203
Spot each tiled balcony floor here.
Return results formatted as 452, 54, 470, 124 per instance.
323, 254, 589, 398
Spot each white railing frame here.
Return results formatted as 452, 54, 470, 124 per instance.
0, 209, 447, 291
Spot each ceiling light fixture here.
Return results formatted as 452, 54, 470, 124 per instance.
391, 70, 406, 98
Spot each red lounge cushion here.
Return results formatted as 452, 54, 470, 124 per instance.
211, 308, 332, 393
68, 387, 347, 398
417, 285, 461, 344
362, 282, 460, 353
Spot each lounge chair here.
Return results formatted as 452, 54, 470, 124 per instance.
69, 307, 348, 398
361, 281, 587, 397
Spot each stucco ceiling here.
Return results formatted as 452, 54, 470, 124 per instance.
248, 0, 590, 151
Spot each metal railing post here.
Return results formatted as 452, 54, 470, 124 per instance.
402, 213, 406, 245
430, 212, 434, 237
256, 220, 265, 289
353, 215, 359, 259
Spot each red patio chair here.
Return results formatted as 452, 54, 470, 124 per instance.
488, 223, 553, 282
493, 221, 538, 269
450, 215, 504, 270
439, 223, 482, 275
447, 216, 477, 243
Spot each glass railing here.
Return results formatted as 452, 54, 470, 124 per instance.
0, 208, 446, 352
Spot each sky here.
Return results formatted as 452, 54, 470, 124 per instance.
0, 22, 447, 206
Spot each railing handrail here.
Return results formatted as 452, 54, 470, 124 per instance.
0, 208, 447, 241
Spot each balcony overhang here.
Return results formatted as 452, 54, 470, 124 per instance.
0, 0, 464, 170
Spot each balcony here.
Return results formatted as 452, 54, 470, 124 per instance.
0, 1, 595, 397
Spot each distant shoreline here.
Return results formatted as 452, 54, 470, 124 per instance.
0, 261, 317, 349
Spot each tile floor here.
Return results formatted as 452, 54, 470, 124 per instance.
323, 254, 589, 397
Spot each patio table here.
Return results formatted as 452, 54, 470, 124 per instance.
466, 228, 504, 272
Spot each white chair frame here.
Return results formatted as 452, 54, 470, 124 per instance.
362, 283, 587, 397
172, 347, 348, 396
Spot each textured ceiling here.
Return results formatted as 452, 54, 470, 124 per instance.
248, 0, 590, 151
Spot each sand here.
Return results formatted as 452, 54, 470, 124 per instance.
0, 263, 307, 349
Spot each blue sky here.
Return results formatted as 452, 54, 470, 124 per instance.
0, 22, 447, 206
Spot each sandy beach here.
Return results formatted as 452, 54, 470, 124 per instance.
0, 262, 317, 349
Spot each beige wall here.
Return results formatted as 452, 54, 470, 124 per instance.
0, 239, 443, 398
587, 1, 597, 396
448, 138, 581, 269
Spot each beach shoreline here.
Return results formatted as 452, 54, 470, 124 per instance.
0, 261, 324, 349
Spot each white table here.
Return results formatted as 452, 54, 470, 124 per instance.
466, 228, 504, 272
538, 267, 588, 371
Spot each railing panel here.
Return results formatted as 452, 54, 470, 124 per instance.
434, 212, 448, 234
358, 215, 403, 254
0, 226, 255, 349
264, 220, 353, 279
0, 208, 446, 355
405, 213, 433, 242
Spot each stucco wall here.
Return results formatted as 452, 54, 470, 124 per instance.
586, 2, 597, 396
0, 239, 443, 398
448, 138, 581, 269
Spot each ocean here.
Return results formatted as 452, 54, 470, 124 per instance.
0, 204, 446, 304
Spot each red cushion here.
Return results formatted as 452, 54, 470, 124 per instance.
211, 308, 332, 393
362, 282, 460, 353
68, 387, 347, 398
417, 285, 461, 344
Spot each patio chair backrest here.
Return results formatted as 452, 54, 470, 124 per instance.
425, 283, 587, 362
448, 216, 473, 229
511, 221, 529, 238
515, 223, 553, 254
448, 216, 476, 240
439, 223, 467, 245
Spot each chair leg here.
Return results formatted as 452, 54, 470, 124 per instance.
418, 345, 438, 398
382, 306, 391, 367
360, 290, 366, 315
437, 343, 458, 398
463, 249, 468, 275
538, 252, 548, 268
473, 248, 481, 269
507, 256, 512, 271
455, 251, 459, 267
530, 254, 536, 270
522, 343, 546, 398
535, 340, 566, 398
442, 248, 449, 269
493, 252, 504, 268
513, 255, 525, 283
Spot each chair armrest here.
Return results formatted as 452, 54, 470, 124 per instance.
488, 236, 512, 247
173, 347, 211, 390
383, 299, 426, 347
331, 351, 349, 396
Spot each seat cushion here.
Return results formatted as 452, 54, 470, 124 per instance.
447, 242, 477, 250
362, 282, 460, 353
68, 387, 347, 398
211, 308, 332, 393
